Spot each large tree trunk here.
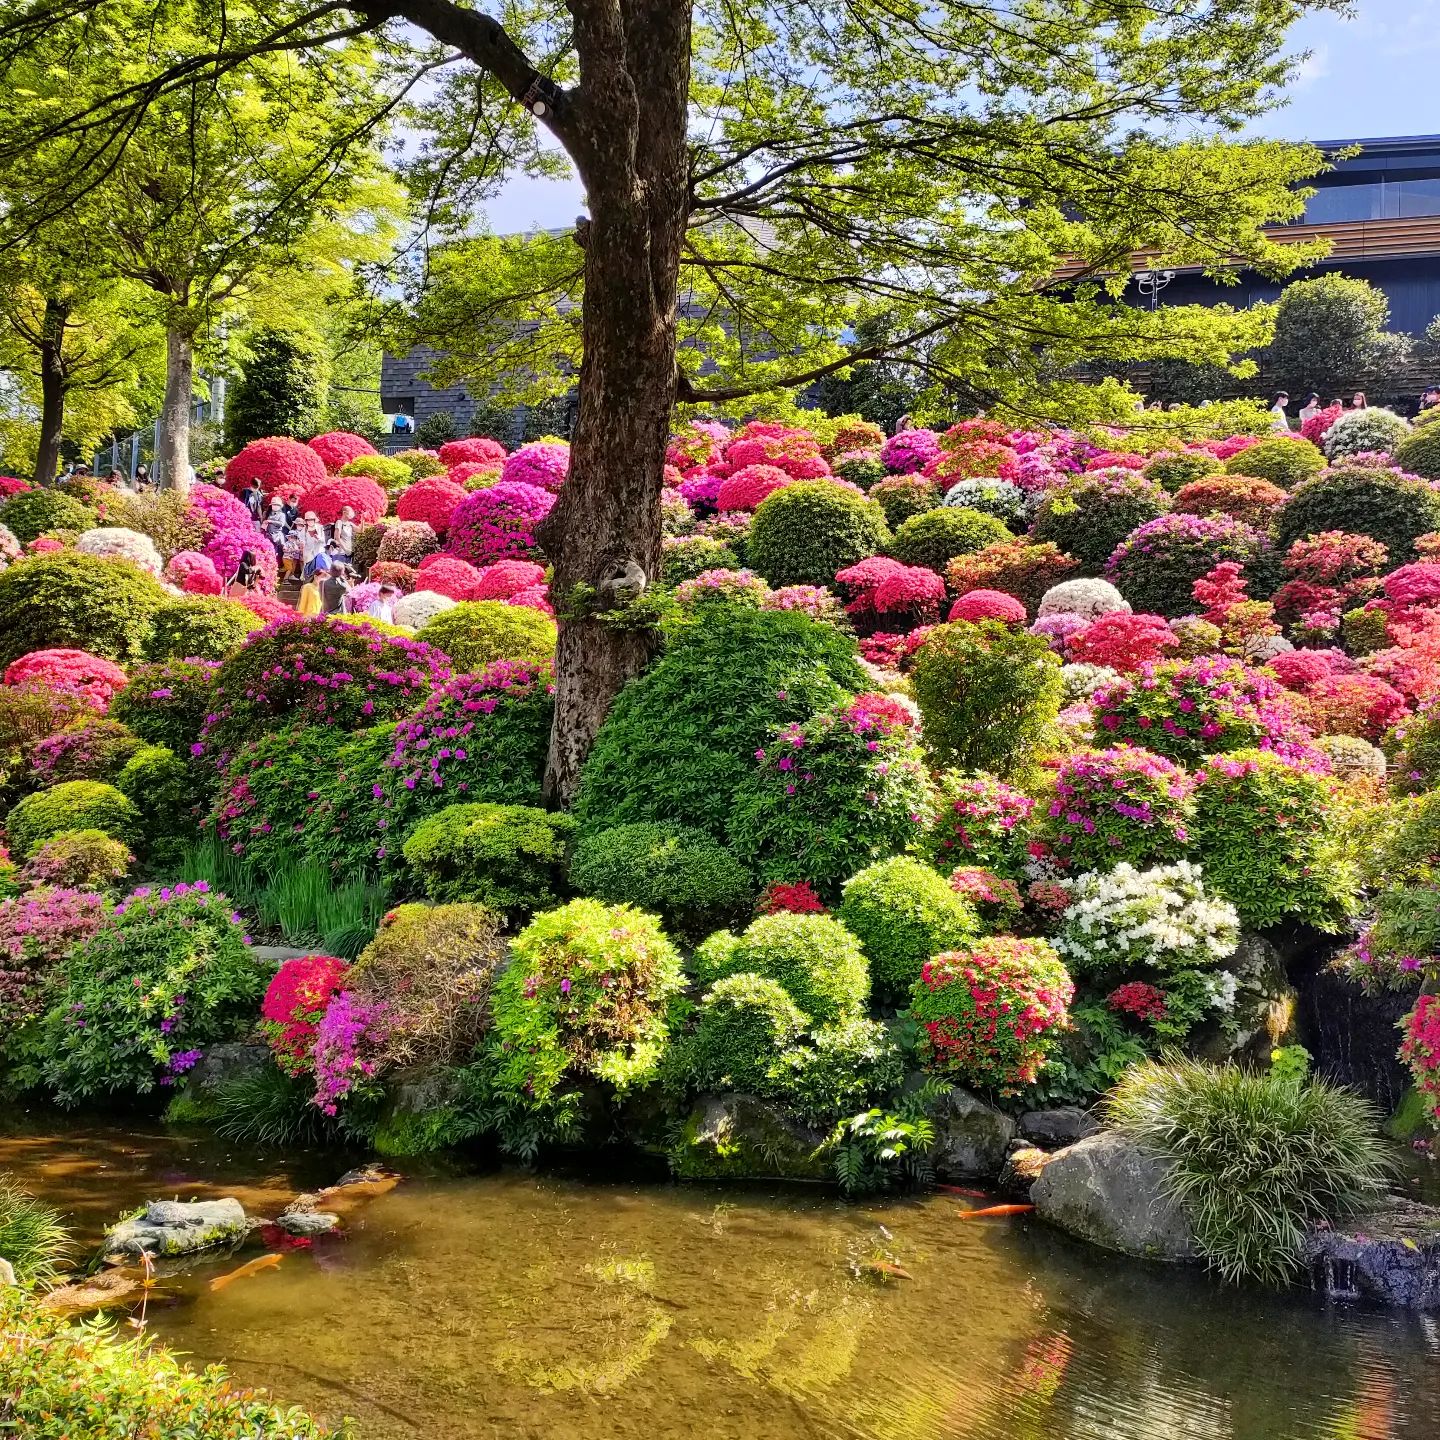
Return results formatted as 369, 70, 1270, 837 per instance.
33, 296, 68, 484
537, 0, 693, 805
155, 326, 194, 491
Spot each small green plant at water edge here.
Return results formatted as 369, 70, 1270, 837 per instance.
0, 1175, 69, 1285
830, 1080, 946, 1195
1105, 1057, 1394, 1285
207, 1068, 354, 1149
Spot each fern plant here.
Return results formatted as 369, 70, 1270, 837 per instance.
830, 1079, 945, 1195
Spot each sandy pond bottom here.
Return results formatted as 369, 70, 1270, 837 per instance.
2, 1115, 1439, 1440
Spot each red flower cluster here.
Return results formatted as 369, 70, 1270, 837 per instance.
308, 431, 377, 473
472, 559, 547, 601
416, 553, 483, 600
4, 648, 129, 712
225, 436, 327, 500
1106, 981, 1168, 1023
438, 437, 507, 468
1066, 611, 1178, 672
835, 556, 945, 622
948, 589, 1027, 625
716, 464, 794, 511
298, 474, 388, 526
260, 953, 350, 1076
395, 476, 468, 536
755, 880, 827, 916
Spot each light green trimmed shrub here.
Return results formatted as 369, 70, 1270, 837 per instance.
340, 454, 413, 491
116, 745, 196, 865
5, 780, 141, 860
1393, 426, 1440, 480
0, 487, 96, 543
1321, 405, 1411, 461
1224, 436, 1325, 488
890, 506, 1012, 573
1143, 452, 1221, 491
415, 599, 556, 670
746, 481, 891, 589
108, 658, 218, 754
142, 596, 262, 662
683, 972, 808, 1093
0, 552, 169, 665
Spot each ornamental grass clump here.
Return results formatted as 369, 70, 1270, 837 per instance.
910, 619, 1062, 775
728, 692, 932, 895
745, 480, 891, 589
1106, 1057, 1393, 1284
838, 856, 979, 1000
910, 937, 1073, 1092
0, 1176, 68, 1285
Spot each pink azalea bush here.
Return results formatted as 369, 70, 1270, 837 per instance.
446, 481, 555, 564
4, 649, 128, 712
501, 440, 570, 491
438, 436, 507, 468
164, 550, 223, 595
395, 476, 467, 536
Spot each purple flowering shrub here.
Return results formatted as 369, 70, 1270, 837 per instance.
922, 772, 1035, 877
446, 481, 555, 564
311, 989, 394, 1115
728, 693, 933, 894
199, 616, 451, 761
38, 880, 260, 1103
1105, 512, 1269, 618
108, 658, 219, 754
1029, 747, 1194, 873
30, 716, 143, 786
879, 428, 941, 474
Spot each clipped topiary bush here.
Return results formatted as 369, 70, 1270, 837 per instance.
0, 487, 97, 543
0, 552, 169, 665
1321, 406, 1411, 461
1105, 513, 1268, 618
1224, 436, 1325, 488
18, 829, 133, 893
910, 619, 1062, 774
567, 821, 753, 940
838, 856, 979, 1001
890, 506, 1012, 573
107, 658, 217, 754
142, 596, 261, 661
745, 480, 891, 589
5, 780, 141, 860
1275, 468, 1440, 564
399, 801, 575, 915
1031, 470, 1169, 572
1143, 451, 1222, 491
115, 744, 195, 864
1392, 425, 1440, 481
415, 598, 556, 671
682, 972, 808, 1093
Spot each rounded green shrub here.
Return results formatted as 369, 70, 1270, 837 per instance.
765, 1017, 905, 1124
869, 474, 939, 527
142, 596, 262, 662
5, 780, 141, 860
568, 822, 753, 939
399, 801, 574, 915
1275, 468, 1440, 563
684, 972, 808, 1093
340, 454, 413, 490
746, 481, 891, 589
1393, 426, 1440, 480
115, 745, 195, 865
910, 620, 1062, 774
1031, 471, 1169, 572
838, 856, 979, 1000
660, 535, 738, 584
108, 658, 218, 754
17, 828, 133, 892
1224, 436, 1325, 488
576, 606, 864, 838
416, 599, 556, 671
692, 912, 869, 1024
890, 506, 1012, 573
1143, 452, 1222, 491
0, 487, 97, 543
0, 553, 168, 665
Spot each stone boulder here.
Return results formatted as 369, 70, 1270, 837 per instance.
1018, 1106, 1097, 1148
1192, 932, 1298, 1066
275, 1202, 341, 1237
102, 1198, 247, 1262
925, 1084, 1015, 1180
670, 1093, 830, 1181
998, 1144, 1050, 1201
1030, 1131, 1197, 1262
1303, 1199, 1440, 1309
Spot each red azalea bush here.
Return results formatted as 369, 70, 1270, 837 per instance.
367, 561, 418, 592
0, 477, 31, 501
1400, 994, 1440, 1121
1301, 404, 1345, 444
415, 554, 483, 601
716, 464, 794, 512
472, 559, 547, 601
668, 422, 725, 472
1172, 474, 1289, 528
308, 431, 377, 473
4, 649, 129, 712
926, 438, 1021, 484
1066, 611, 1179, 672
298, 474, 388, 526
755, 880, 828, 916
395, 476, 468, 536
164, 550, 223, 595
1273, 529, 1389, 632
946, 539, 1079, 615
446, 481, 555, 564
1268, 647, 1352, 692
376, 520, 439, 566
1107, 980, 1169, 1023
1303, 672, 1408, 742
911, 937, 1074, 1092
948, 588, 1027, 625
835, 556, 945, 627
438, 436, 507, 468
224, 436, 327, 499
260, 953, 350, 1075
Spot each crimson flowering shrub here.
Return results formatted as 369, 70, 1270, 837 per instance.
1303, 672, 1408, 742
728, 692, 932, 894
376, 519, 439, 566
880, 428, 941, 474
308, 431, 377, 472
1106, 513, 1268, 618
911, 937, 1074, 1092
1030, 746, 1192, 872
447, 459, 504, 488
946, 539, 1079, 615
948, 589, 1027, 625
1400, 994, 1440, 1121
1031, 469, 1169, 572
0, 477, 30, 500
501, 440, 570, 490
446, 481, 555, 563
1301, 403, 1345, 444
472, 559, 546, 600
260, 953, 350, 1076
1092, 656, 1311, 764
1107, 980, 1169, 1024
224, 436, 326, 499
725, 429, 830, 479
298, 474, 387, 526
164, 550, 223, 595
416, 553, 483, 600
715, 464, 794, 511
439, 436, 507, 468
834, 556, 945, 627
395, 476, 468, 536
1066, 612, 1178, 672
3, 649, 128, 712
923, 771, 1035, 876
756, 880, 827, 915
1172, 474, 1289, 527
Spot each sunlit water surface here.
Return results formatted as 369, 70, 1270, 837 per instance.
3, 1115, 1438, 1440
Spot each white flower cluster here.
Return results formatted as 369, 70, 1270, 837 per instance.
942, 477, 1029, 526
1037, 577, 1130, 622
1060, 662, 1122, 705
1321, 406, 1411, 462
393, 590, 457, 628
1053, 860, 1240, 976
75, 525, 163, 576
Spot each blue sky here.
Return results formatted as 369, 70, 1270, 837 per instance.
485, 0, 1439, 230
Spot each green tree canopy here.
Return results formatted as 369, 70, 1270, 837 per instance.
1267, 274, 1412, 399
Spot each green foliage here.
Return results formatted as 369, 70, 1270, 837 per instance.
142, 597, 260, 662
415, 411, 459, 449
910, 620, 1062, 774
576, 606, 863, 839
692, 912, 869, 1025
889, 506, 1011, 573
399, 802, 574, 915
0, 487, 96, 542
1322, 407, 1414, 462
416, 600, 556, 671
1267, 274, 1411, 398
1393, 426, 1440, 481
19, 829, 133, 893
745, 481, 890, 589
1224, 436, 1324, 488
838, 857, 979, 1001
683, 972, 808, 1094
567, 822, 753, 940
0, 1174, 68, 1285
1107, 1057, 1394, 1284
1030, 471, 1169, 571
108, 659, 218, 754
1189, 749, 1357, 931
0, 552, 168, 665
0, 1288, 346, 1437
340, 454, 413, 491
829, 1080, 944, 1196
6, 780, 140, 860
225, 327, 328, 451
1275, 468, 1440, 564
767, 1017, 906, 1126
659, 535, 738, 584
209, 1066, 346, 1149
116, 745, 195, 863
1143, 451, 1222, 491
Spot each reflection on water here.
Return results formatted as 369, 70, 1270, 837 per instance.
2, 1115, 1439, 1440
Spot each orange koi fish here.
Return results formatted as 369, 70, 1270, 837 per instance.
956, 1204, 1035, 1219
209, 1253, 283, 1291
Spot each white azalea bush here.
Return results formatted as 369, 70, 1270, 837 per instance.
1037, 577, 1130, 622
393, 589, 458, 629
75, 526, 163, 576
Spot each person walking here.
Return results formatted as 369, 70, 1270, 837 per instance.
227, 550, 260, 597
298, 512, 327, 581
322, 563, 352, 614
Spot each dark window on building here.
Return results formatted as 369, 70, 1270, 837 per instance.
383, 397, 415, 416
1303, 177, 1440, 224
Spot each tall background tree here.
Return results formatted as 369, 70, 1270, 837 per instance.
0, 0, 1342, 797
1267, 274, 1413, 399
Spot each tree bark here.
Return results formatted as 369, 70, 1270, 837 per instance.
155, 326, 194, 491
33, 296, 68, 485
536, 0, 693, 805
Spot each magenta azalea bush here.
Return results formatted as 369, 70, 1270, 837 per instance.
446, 481, 555, 564
501, 440, 570, 491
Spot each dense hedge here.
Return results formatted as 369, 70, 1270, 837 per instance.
142, 597, 262, 662
746, 481, 891, 588
0, 553, 168, 665
415, 600, 556, 671
1276, 469, 1440, 563
5, 779, 142, 859
1223, 436, 1325, 488
889, 506, 1012, 573
0, 488, 97, 543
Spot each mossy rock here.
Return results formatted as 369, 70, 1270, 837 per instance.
372, 1067, 482, 1158
668, 1092, 832, 1181
1386, 1086, 1436, 1143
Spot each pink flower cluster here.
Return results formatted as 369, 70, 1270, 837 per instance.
395, 476, 468, 535
308, 431, 377, 473
4, 649, 128, 712
311, 989, 392, 1114
225, 436, 327, 500
165, 550, 223, 595
438, 436, 507, 468
417, 553, 484, 600
501, 440, 570, 491
879, 429, 941, 474
949, 589, 1027, 625
446, 481, 555, 564
835, 556, 945, 623
715, 464, 794, 512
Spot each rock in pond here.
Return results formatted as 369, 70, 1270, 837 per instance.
0, 1258, 14, 1288
42, 1269, 147, 1314
276, 1202, 342, 1237
103, 1197, 248, 1262
998, 1145, 1051, 1201
925, 1083, 1014, 1180
1303, 1199, 1440, 1309
1018, 1106, 1097, 1149
671, 1093, 830, 1181
1030, 1131, 1197, 1262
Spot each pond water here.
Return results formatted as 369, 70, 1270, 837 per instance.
3, 1115, 1440, 1440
